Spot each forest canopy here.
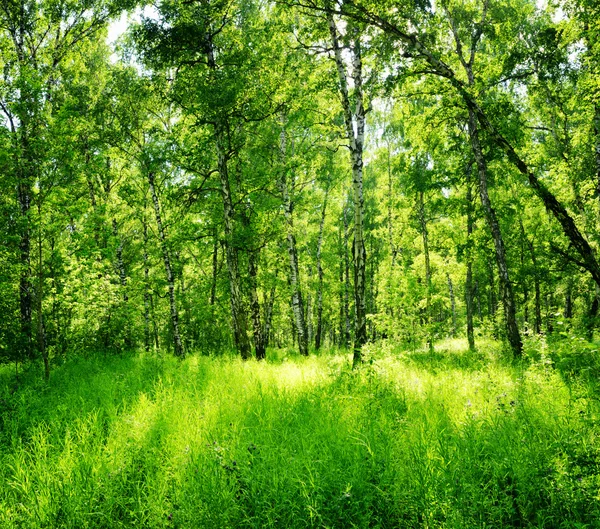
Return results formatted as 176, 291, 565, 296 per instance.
0, 0, 599, 375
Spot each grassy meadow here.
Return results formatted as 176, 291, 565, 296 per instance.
1, 338, 600, 528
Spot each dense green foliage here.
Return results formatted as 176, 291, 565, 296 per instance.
0, 0, 598, 366
1, 1, 600, 526
2, 342, 600, 528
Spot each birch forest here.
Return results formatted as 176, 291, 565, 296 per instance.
1, 0, 600, 527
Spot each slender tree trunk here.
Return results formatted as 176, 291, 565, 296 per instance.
204, 28, 251, 359
150, 293, 160, 350
586, 285, 599, 341
37, 202, 48, 380
338, 224, 347, 347
306, 266, 313, 345
595, 103, 600, 200
565, 281, 573, 320
210, 232, 219, 305
447, 273, 457, 338
263, 277, 277, 350
279, 126, 309, 356
248, 249, 266, 360
215, 121, 251, 359
343, 206, 351, 346
328, 14, 367, 366
468, 110, 522, 356
465, 164, 476, 351
148, 171, 184, 357
387, 141, 398, 266
315, 194, 328, 350
143, 215, 151, 352
18, 170, 32, 360
518, 218, 542, 335
417, 190, 434, 351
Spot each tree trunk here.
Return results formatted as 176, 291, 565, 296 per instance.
465, 164, 476, 351
215, 121, 251, 359
328, 14, 368, 366
315, 194, 328, 350
447, 273, 457, 338
37, 202, 48, 380
595, 103, 600, 200
417, 190, 434, 351
148, 171, 184, 357
468, 110, 522, 356
112, 219, 128, 302
343, 205, 351, 346
143, 215, 151, 352
343, 9, 600, 290
263, 277, 277, 350
248, 249, 266, 360
203, 27, 251, 359
210, 232, 219, 306
18, 173, 32, 360
279, 126, 309, 356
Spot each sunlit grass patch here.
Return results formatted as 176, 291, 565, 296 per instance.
1, 343, 600, 527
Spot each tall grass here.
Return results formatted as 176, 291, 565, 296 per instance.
1, 339, 599, 528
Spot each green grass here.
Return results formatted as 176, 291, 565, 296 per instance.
1, 339, 600, 528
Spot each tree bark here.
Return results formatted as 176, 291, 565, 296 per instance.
343, 205, 351, 346
142, 215, 151, 352
210, 231, 219, 305
215, 121, 251, 359
465, 164, 476, 351
334, 3, 600, 290
447, 273, 457, 338
315, 194, 328, 350
468, 111, 522, 356
248, 249, 266, 360
37, 202, 48, 380
279, 125, 309, 356
203, 26, 251, 359
148, 171, 184, 357
328, 14, 367, 365
263, 276, 277, 350
417, 190, 434, 351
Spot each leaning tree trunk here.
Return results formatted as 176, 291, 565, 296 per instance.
349, 9, 600, 291
468, 110, 522, 356
279, 126, 309, 356
328, 14, 367, 366
315, 193, 328, 350
148, 171, 184, 358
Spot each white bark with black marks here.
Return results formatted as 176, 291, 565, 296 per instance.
148, 171, 184, 358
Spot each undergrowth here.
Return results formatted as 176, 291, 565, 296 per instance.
1, 338, 599, 528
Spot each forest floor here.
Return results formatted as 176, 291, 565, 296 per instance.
1, 337, 600, 528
